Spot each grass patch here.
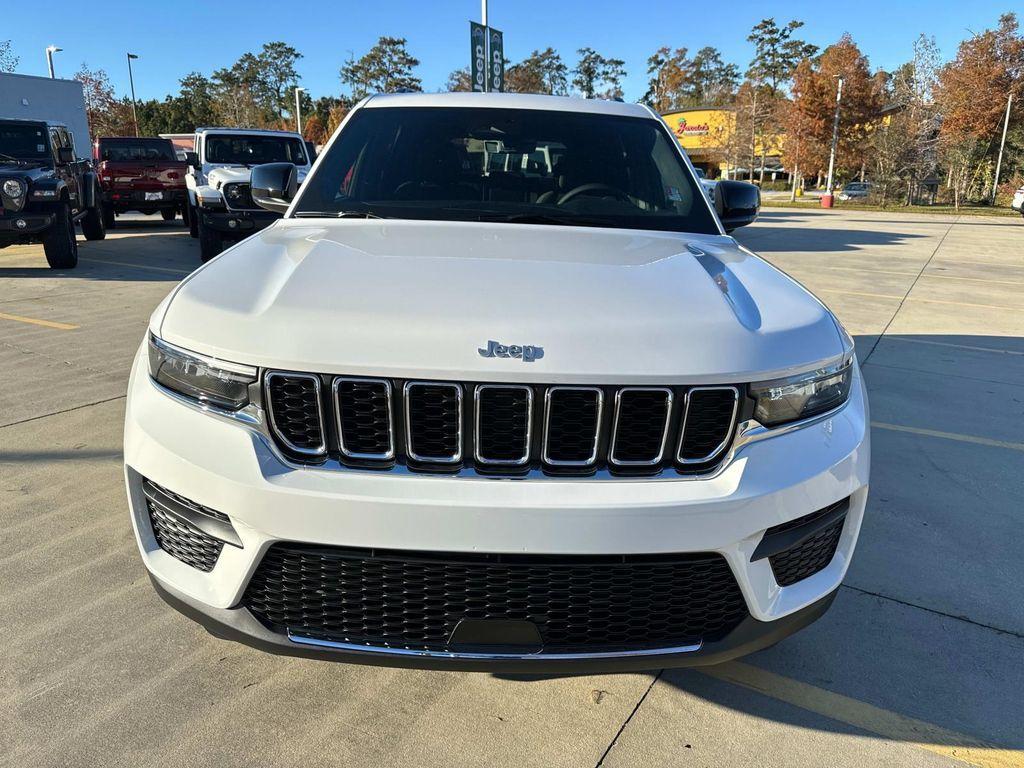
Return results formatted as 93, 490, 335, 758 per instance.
763, 200, 1021, 217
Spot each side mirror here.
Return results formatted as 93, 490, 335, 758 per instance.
715, 180, 760, 232
251, 162, 298, 214
57, 146, 75, 164
304, 141, 317, 163
184, 151, 199, 169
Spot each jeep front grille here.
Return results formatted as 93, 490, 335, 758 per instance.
263, 373, 743, 477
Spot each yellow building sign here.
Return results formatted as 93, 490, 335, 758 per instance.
661, 107, 785, 177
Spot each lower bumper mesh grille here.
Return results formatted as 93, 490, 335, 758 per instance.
147, 499, 223, 572
242, 545, 749, 653
768, 513, 846, 586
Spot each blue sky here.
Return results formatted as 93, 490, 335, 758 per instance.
5, 0, 1013, 102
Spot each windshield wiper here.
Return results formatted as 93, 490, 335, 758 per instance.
0, 152, 26, 163
293, 210, 383, 219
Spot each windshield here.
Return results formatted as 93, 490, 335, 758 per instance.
204, 134, 307, 166
99, 138, 177, 163
294, 107, 719, 234
0, 123, 50, 160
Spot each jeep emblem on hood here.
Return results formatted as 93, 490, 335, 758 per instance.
479, 340, 544, 363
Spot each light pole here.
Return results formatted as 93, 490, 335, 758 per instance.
126, 53, 140, 137
481, 0, 489, 93
824, 76, 844, 194
45, 46, 62, 79
992, 92, 1013, 204
294, 86, 305, 136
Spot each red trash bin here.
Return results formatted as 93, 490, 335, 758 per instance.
821, 193, 834, 209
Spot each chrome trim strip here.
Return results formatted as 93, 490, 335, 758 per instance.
263, 371, 328, 457
677, 386, 740, 465
542, 386, 604, 467
404, 381, 463, 464
287, 632, 702, 660
474, 384, 533, 466
333, 377, 395, 460
609, 387, 674, 467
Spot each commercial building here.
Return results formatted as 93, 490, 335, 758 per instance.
661, 107, 787, 181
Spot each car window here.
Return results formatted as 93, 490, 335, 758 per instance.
204, 135, 307, 166
295, 106, 719, 235
100, 139, 177, 163
0, 123, 50, 159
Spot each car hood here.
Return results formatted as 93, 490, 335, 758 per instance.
158, 219, 845, 383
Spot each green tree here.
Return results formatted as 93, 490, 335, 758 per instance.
506, 48, 568, 95
573, 47, 626, 99
747, 18, 818, 96
75, 64, 133, 137
0, 40, 18, 72
259, 41, 303, 118
642, 47, 693, 112
340, 37, 421, 99
445, 67, 473, 92
684, 47, 739, 106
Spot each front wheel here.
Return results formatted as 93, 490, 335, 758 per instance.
161, 208, 176, 221
197, 212, 223, 262
43, 202, 79, 269
81, 202, 106, 241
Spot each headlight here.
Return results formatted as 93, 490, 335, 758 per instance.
3, 179, 25, 198
148, 334, 257, 410
750, 358, 853, 427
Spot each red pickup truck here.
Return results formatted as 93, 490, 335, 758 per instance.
93, 137, 188, 227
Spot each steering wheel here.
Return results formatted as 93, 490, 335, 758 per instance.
557, 183, 631, 206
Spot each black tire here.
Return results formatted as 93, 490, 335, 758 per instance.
197, 213, 223, 262
81, 201, 106, 241
102, 203, 115, 229
188, 203, 199, 238
43, 202, 79, 269
161, 208, 176, 221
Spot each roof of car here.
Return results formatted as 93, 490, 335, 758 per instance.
0, 117, 66, 127
362, 91, 656, 119
195, 127, 304, 138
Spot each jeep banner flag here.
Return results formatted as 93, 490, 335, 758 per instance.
470, 22, 504, 92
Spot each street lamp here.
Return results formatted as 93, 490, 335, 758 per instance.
45, 46, 62, 79
294, 86, 305, 136
824, 76, 844, 195
126, 53, 140, 138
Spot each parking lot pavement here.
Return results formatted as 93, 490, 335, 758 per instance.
2, 210, 1022, 768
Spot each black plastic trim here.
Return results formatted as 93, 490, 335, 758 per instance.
751, 497, 851, 562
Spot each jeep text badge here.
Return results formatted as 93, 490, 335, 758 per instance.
479, 340, 544, 363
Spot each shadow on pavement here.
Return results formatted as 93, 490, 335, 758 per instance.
0, 233, 193, 282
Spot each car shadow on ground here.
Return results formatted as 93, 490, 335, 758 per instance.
0, 234, 195, 282
735, 223, 927, 253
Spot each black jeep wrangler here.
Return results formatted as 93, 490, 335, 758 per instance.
0, 119, 105, 268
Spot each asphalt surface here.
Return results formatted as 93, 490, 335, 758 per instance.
2, 209, 1023, 768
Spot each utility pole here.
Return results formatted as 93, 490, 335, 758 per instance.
992, 92, 1013, 204
294, 87, 305, 136
127, 53, 140, 138
481, 0, 490, 92
46, 46, 62, 78
825, 76, 844, 193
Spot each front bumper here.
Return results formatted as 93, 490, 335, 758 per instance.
0, 212, 54, 236
200, 207, 278, 236
124, 344, 870, 669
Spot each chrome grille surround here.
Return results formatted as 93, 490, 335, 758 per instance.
403, 381, 464, 464
542, 386, 604, 467
677, 386, 740, 465
609, 387, 674, 467
333, 377, 395, 460
474, 384, 534, 466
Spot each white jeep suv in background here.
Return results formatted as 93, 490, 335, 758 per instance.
184, 127, 312, 261
125, 93, 869, 671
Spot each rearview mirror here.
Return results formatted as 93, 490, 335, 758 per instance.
251, 162, 298, 214
57, 147, 74, 164
715, 180, 760, 232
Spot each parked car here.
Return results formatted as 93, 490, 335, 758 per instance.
185, 127, 312, 261
0, 118, 105, 268
94, 137, 187, 227
837, 181, 872, 201
126, 93, 868, 671
1011, 185, 1024, 214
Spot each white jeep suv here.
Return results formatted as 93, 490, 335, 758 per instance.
184, 127, 312, 261
125, 93, 869, 671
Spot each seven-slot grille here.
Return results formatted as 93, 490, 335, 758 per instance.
242, 544, 749, 653
263, 373, 741, 475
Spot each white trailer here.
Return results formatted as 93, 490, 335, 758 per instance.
0, 73, 91, 160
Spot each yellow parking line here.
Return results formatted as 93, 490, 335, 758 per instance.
871, 422, 1024, 452
80, 257, 192, 275
702, 662, 1024, 768
0, 311, 79, 330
